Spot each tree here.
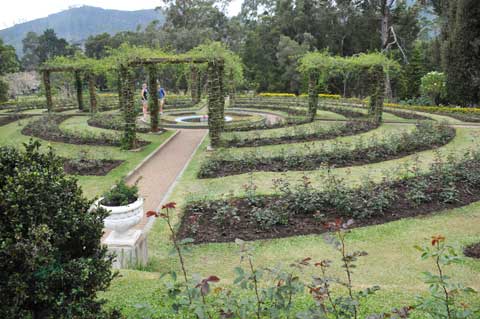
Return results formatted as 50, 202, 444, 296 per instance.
421, 71, 446, 105
276, 35, 309, 93
0, 38, 19, 101
85, 33, 113, 59
21, 29, 76, 70
400, 43, 426, 99
445, 0, 480, 106
0, 141, 115, 318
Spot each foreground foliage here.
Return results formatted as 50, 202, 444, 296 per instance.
0, 141, 116, 318
145, 204, 478, 319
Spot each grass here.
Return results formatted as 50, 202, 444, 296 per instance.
99, 106, 480, 316
2, 101, 478, 316
0, 116, 175, 198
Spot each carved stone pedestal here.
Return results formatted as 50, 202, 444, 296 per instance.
104, 229, 148, 269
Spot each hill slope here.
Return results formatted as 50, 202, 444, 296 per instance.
0, 6, 164, 55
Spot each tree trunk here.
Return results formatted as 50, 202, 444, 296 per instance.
380, 0, 394, 100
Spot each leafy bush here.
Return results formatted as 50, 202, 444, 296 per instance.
101, 179, 139, 206
421, 72, 447, 105
0, 140, 115, 318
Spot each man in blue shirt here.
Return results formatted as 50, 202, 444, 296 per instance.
157, 84, 166, 115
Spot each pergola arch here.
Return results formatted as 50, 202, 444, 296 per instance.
299, 52, 399, 124
119, 56, 225, 149
39, 65, 98, 113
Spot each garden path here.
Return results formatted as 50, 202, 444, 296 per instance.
103, 128, 207, 238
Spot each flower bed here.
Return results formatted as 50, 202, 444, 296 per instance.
181, 150, 480, 243
63, 158, 124, 176
464, 243, 480, 259
22, 115, 149, 147
199, 122, 455, 178
88, 114, 152, 133
223, 120, 378, 148
0, 114, 28, 126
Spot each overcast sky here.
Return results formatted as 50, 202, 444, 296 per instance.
0, 0, 243, 30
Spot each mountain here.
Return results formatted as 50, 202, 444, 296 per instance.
0, 6, 165, 56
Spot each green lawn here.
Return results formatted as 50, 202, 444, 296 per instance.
99, 107, 480, 316
0, 116, 175, 198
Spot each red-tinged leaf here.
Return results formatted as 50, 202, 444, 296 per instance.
206, 275, 220, 283
162, 202, 177, 210
146, 211, 158, 218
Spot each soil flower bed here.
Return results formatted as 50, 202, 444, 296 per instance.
199, 122, 455, 178
181, 151, 480, 243
464, 243, 480, 259
0, 114, 28, 126
223, 120, 378, 148
22, 115, 149, 147
63, 158, 124, 176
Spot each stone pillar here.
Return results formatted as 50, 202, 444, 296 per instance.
148, 65, 160, 132
74, 70, 84, 111
43, 70, 53, 112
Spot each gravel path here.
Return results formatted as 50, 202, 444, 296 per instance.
102, 129, 207, 239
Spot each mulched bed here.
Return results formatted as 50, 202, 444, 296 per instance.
223, 121, 378, 148
178, 181, 480, 244
318, 105, 366, 118
22, 115, 149, 147
63, 158, 124, 176
200, 126, 456, 178
87, 115, 153, 133
0, 114, 28, 126
384, 109, 432, 121
464, 242, 480, 259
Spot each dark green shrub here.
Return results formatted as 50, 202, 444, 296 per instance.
101, 180, 139, 206
0, 140, 115, 318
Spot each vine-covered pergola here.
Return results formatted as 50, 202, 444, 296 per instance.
119, 56, 225, 149
39, 43, 243, 150
299, 52, 399, 124
39, 65, 98, 113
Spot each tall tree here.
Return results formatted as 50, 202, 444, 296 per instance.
445, 0, 480, 106
0, 38, 19, 101
21, 29, 75, 70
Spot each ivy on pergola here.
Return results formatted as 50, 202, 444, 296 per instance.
299, 52, 399, 124
119, 57, 225, 150
39, 65, 98, 113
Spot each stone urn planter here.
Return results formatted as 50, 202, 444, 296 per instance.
99, 197, 144, 238
95, 196, 148, 269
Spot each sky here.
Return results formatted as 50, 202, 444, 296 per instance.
0, 0, 243, 30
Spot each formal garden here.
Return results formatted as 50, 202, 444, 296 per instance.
1, 1, 480, 318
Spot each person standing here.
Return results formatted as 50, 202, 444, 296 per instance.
141, 83, 148, 121
157, 84, 166, 115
